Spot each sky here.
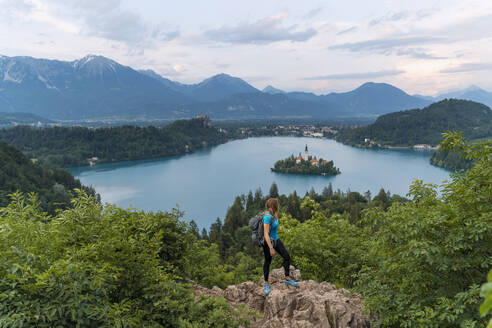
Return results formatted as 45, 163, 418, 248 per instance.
1, 0, 492, 95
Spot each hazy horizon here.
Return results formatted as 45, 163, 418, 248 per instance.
1, 0, 491, 96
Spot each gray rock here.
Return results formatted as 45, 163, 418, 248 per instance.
194, 266, 371, 328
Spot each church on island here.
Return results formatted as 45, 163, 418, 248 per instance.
271, 145, 340, 176
296, 145, 321, 166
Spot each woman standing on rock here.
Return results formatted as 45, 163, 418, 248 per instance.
263, 198, 298, 295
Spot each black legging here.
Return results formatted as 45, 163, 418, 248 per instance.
262, 238, 291, 282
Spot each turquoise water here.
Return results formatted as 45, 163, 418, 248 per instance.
70, 137, 450, 228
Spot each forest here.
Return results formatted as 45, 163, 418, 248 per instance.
430, 148, 473, 171
0, 117, 229, 167
271, 155, 340, 175
0, 132, 490, 327
0, 141, 97, 214
334, 99, 492, 147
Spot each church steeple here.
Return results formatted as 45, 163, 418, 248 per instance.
304, 144, 308, 161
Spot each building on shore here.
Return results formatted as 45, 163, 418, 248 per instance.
88, 157, 99, 166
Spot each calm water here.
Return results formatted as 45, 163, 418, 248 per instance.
70, 137, 450, 228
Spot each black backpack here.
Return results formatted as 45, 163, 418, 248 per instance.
249, 214, 265, 247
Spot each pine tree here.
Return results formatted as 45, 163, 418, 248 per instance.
269, 182, 279, 198
200, 228, 208, 240
323, 182, 333, 198
246, 191, 254, 210
188, 220, 199, 238
254, 188, 263, 203
223, 196, 243, 234
209, 218, 222, 244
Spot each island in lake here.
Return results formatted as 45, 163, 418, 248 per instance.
271, 145, 340, 176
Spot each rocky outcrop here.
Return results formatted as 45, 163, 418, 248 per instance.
194, 266, 371, 328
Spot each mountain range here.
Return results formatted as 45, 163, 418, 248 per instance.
0, 54, 490, 120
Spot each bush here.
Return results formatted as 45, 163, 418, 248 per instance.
356, 132, 492, 327
0, 191, 252, 327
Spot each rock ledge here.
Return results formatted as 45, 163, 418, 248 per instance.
194, 266, 371, 328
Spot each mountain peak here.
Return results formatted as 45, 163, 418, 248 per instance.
201, 73, 235, 84
198, 73, 257, 89
465, 85, 484, 92
356, 81, 394, 89
263, 85, 285, 94
72, 55, 119, 71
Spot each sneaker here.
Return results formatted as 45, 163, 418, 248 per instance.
264, 283, 270, 295
285, 278, 299, 287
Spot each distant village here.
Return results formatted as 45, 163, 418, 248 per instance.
234, 124, 338, 138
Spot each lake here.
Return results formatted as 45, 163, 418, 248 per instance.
70, 137, 451, 228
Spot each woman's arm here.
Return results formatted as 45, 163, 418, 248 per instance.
264, 223, 275, 256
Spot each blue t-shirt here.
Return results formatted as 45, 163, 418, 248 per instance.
263, 212, 279, 240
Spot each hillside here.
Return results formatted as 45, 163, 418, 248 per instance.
0, 117, 229, 167
0, 141, 96, 213
335, 99, 492, 147
430, 148, 473, 171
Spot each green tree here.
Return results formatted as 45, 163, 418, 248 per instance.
372, 187, 390, 209
357, 132, 492, 327
480, 269, 492, 328
0, 191, 252, 327
253, 188, 263, 203
246, 191, 254, 210
322, 183, 333, 198
209, 218, 223, 245
269, 182, 279, 198
201, 227, 209, 240
188, 219, 200, 238
223, 197, 244, 235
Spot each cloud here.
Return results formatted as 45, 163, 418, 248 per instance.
369, 11, 410, 26
328, 36, 451, 59
23, 0, 180, 47
304, 6, 323, 19
368, 9, 436, 27
302, 69, 404, 80
205, 14, 317, 44
336, 26, 358, 35
151, 29, 180, 42
395, 48, 446, 60
440, 63, 492, 73
0, 0, 34, 23
82, 10, 148, 43
241, 75, 271, 82
329, 36, 447, 52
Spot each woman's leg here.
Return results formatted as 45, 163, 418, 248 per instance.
273, 239, 291, 278
262, 242, 272, 282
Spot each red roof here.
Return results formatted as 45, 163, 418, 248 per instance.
310, 158, 318, 163
297, 154, 302, 160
